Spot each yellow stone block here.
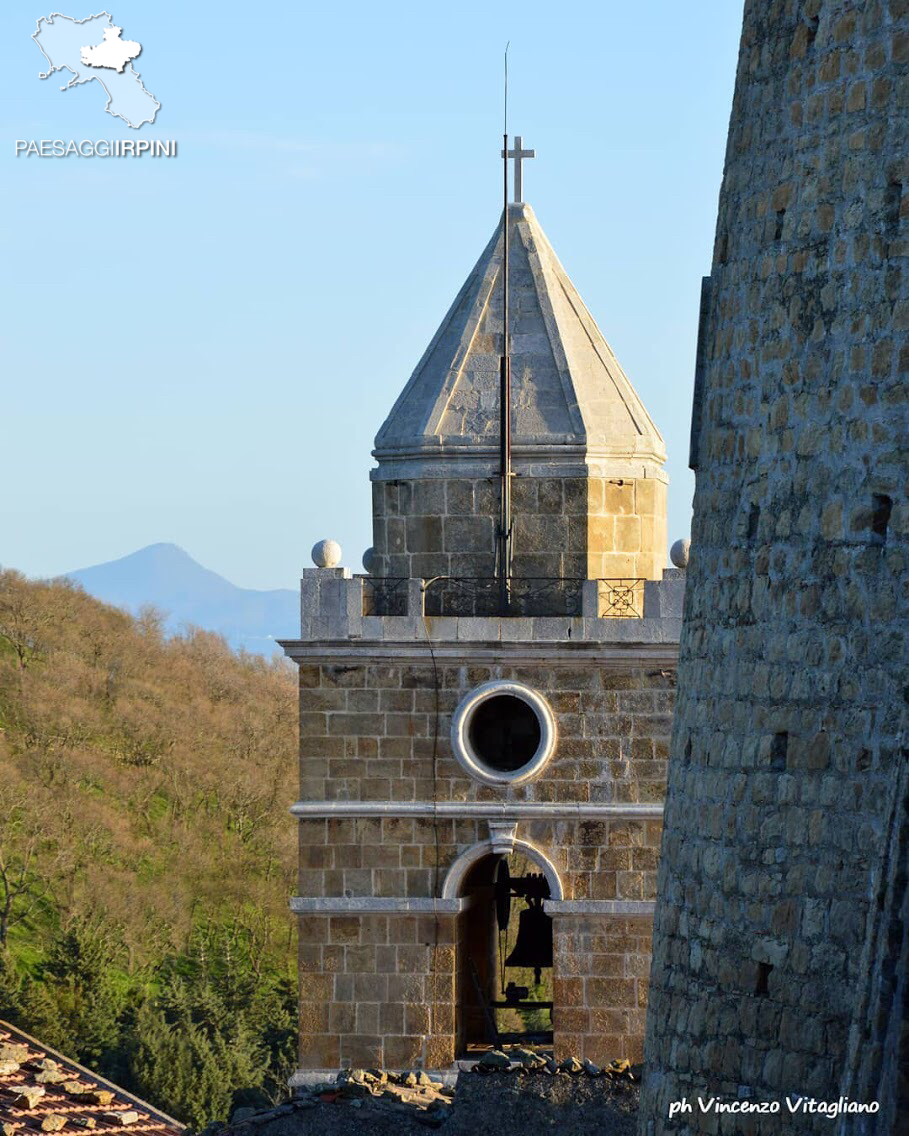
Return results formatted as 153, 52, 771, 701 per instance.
655, 512, 668, 555
641, 509, 666, 548
638, 478, 668, 520
614, 515, 642, 554
602, 480, 635, 514
601, 552, 637, 578
425, 1035, 455, 1067
634, 478, 658, 514
639, 523, 657, 554
588, 515, 616, 553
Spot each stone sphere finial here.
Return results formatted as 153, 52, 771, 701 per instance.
670, 538, 691, 569
311, 539, 342, 568
362, 547, 378, 574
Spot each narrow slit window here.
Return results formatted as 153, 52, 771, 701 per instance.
755, 962, 773, 997
770, 732, 788, 771
871, 494, 892, 545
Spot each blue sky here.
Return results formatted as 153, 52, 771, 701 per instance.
1, 1, 743, 590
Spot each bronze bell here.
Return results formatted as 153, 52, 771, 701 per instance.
504, 900, 553, 985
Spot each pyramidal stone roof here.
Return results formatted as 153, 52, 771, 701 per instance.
373, 202, 666, 480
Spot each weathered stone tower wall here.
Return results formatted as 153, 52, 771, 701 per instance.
371, 474, 667, 584
640, 1, 908, 1132
286, 193, 684, 1082
285, 574, 682, 1077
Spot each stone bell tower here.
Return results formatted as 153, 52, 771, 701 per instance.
282, 144, 684, 1083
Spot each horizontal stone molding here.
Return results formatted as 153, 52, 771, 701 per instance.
289, 896, 464, 915
280, 638, 680, 662
369, 447, 669, 482
288, 896, 655, 917
290, 800, 664, 821
544, 899, 656, 916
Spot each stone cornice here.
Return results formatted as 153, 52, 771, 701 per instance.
289, 897, 464, 915
369, 451, 669, 481
290, 800, 664, 821
544, 900, 656, 916
287, 896, 656, 917
279, 639, 679, 666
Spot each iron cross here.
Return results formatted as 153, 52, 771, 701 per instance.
501, 135, 535, 203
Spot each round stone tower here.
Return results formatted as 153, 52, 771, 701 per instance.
370, 202, 668, 584
640, 2, 908, 1132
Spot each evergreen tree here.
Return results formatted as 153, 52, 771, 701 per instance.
0, 949, 23, 1020
40, 915, 127, 1065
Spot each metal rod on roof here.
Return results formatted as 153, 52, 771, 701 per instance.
497, 44, 513, 616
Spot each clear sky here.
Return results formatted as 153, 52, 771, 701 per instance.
1, 1, 744, 590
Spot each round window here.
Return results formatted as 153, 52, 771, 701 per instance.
450, 680, 556, 786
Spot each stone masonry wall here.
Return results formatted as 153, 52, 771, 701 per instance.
296, 660, 672, 810
834, 755, 909, 1134
297, 912, 457, 1071
370, 475, 668, 584
640, 1, 908, 1132
295, 656, 673, 1070
553, 914, 654, 1064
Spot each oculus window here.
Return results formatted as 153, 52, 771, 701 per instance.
451, 681, 556, 787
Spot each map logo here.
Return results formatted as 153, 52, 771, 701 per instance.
33, 11, 160, 130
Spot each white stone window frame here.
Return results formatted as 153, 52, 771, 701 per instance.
450, 679, 557, 787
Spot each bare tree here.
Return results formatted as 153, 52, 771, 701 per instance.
0, 570, 74, 671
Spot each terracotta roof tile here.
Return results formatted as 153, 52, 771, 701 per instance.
0, 1023, 184, 1136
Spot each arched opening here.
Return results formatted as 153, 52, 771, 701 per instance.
456, 850, 555, 1055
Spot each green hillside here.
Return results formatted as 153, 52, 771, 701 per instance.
0, 569, 300, 1127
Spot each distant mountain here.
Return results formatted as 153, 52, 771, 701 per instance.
67, 542, 298, 655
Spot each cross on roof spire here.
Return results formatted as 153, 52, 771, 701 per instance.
501, 135, 535, 203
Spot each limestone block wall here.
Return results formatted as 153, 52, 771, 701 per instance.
552, 914, 653, 1063
834, 755, 908, 1135
297, 912, 457, 1071
370, 474, 668, 583
294, 659, 672, 810
296, 810, 664, 913
640, 1, 908, 1131
290, 652, 674, 1072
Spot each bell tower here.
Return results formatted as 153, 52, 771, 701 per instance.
282, 141, 684, 1083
